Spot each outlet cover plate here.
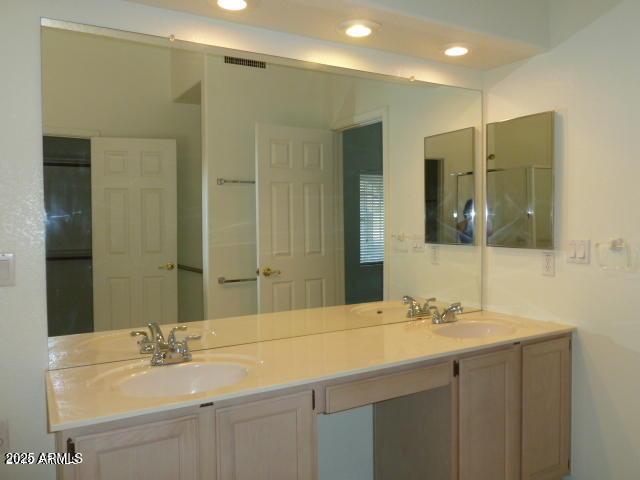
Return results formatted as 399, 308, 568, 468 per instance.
542, 251, 555, 276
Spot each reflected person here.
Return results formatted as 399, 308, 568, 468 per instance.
456, 199, 475, 244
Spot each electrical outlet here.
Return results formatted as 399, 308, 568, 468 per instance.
430, 245, 440, 265
0, 419, 9, 454
542, 251, 555, 276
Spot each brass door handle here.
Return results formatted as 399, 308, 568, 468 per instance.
159, 262, 176, 271
261, 267, 282, 278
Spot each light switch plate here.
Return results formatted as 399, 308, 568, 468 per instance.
567, 240, 590, 264
392, 233, 409, 253
0, 253, 15, 287
0, 419, 9, 454
542, 251, 555, 276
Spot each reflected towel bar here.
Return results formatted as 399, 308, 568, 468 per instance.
178, 264, 203, 274
218, 276, 257, 285
217, 178, 255, 185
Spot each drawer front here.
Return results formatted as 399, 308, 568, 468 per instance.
325, 362, 451, 413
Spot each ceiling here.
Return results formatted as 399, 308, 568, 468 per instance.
125, 0, 546, 70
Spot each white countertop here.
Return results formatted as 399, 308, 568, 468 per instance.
46, 309, 574, 432
48, 300, 464, 370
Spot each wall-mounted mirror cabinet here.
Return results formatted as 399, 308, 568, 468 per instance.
486, 111, 555, 249
42, 22, 482, 369
424, 127, 476, 245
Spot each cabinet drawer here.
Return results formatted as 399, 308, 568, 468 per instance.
325, 362, 451, 413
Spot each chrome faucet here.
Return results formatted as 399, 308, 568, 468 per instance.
402, 296, 437, 318
402, 296, 463, 324
131, 322, 167, 354
430, 302, 463, 324
131, 322, 201, 366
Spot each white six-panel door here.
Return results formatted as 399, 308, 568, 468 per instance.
256, 124, 337, 313
91, 137, 178, 331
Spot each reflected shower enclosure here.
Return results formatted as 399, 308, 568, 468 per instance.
486, 112, 554, 249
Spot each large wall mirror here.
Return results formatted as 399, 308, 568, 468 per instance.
486, 112, 555, 249
42, 21, 482, 368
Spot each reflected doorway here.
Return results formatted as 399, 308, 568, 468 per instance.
342, 122, 384, 304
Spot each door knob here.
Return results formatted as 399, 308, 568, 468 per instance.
159, 262, 176, 271
261, 267, 282, 278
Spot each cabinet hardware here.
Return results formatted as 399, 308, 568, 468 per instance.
312, 390, 316, 410
453, 360, 460, 377
200, 402, 214, 408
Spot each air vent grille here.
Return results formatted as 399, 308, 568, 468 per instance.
224, 56, 266, 69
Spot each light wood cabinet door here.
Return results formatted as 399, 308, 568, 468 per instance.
215, 391, 314, 480
458, 346, 521, 480
522, 337, 571, 480
72, 416, 198, 480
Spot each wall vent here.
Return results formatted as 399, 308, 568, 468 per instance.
224, 56, 266, 69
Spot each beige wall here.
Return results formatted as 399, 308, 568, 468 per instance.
41, 28, 204, 323
484, 1, 640, 478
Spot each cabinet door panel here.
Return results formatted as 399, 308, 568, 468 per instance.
216, 391, 314, 480
459, 346, 521, 480
73, 416, 198, 480
522, 337, 571, 480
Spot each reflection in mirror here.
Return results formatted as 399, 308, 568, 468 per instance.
486, 112, 554, 249
41, 22, 482, 369
424, 128, 476, 245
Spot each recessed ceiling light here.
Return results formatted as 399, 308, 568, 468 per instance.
217, 0, 247, 11
340, 20, 380, 38
444, 46, 469, 57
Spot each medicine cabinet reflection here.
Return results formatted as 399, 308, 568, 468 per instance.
486, 111, 554, 249
424, 127, 476, 245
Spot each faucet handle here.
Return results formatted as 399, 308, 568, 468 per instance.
167, 325, 188, 347
130, 330, 148, 339
131, 330, 155, 353
173, 334, 202, 358
402, 295, 416, 305
445, 302, 463, 314
424, 297, 437, 308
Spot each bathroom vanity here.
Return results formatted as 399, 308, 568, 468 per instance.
39, 20, 570, 480
47, 310, 573, 480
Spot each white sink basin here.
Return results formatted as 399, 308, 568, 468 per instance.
89, 354, 254, 398
117, 362, 249, 397
434, 321, 516, 339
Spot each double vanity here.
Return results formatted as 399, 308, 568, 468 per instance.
47, 303, 574, 480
